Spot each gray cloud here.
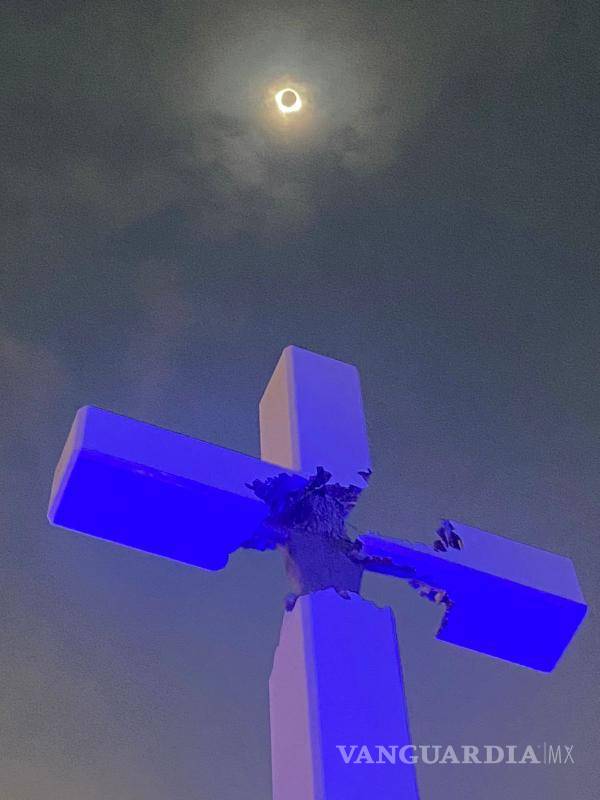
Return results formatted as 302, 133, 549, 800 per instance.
0, 332, 67, 472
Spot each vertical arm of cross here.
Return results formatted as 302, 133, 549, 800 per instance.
259, 346, 371, 487
261, 349, 419, 799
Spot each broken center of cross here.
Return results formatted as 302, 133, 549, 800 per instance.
244, 468, 464, 612
244, 467, 375, 603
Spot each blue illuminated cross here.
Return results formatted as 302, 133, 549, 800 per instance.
48, 345, 587, 799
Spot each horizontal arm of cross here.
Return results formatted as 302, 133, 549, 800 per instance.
47, 405, 298, 570
357, 522, 587, 672
47, 347, 371, 571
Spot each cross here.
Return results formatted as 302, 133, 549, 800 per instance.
47, 345, 587, 799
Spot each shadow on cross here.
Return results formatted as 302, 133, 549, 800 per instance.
243, 467, 462, 612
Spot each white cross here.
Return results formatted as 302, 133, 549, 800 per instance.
48, 345, 587, 799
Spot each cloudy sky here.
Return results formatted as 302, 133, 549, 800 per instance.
2, 1, 599, 798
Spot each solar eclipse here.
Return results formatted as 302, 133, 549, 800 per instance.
275, 87, 302, 114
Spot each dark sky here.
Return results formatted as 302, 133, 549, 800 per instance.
2, 1, 599, 798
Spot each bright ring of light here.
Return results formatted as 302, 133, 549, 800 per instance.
275, 88, 302, 114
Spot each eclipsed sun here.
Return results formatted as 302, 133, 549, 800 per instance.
275, 87, 302, 114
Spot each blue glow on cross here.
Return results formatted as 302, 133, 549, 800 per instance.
48, 345, 587, 671
359, 525, 587, 672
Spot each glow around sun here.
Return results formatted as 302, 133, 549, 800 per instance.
275, 87, 302, 114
